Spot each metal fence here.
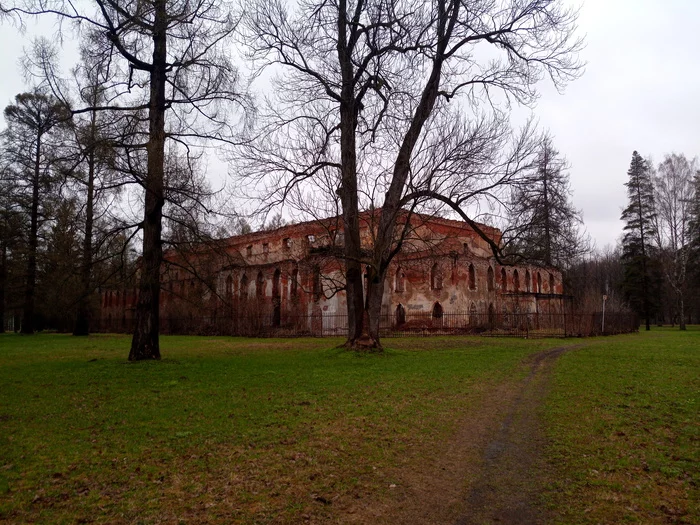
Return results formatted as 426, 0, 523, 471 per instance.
93, 310, 638, 338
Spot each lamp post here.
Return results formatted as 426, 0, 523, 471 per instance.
602, 294, 608, 334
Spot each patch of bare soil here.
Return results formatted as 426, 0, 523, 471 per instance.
343, 345, 580, 525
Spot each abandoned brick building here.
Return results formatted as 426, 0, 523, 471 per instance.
98, 212, 566, 335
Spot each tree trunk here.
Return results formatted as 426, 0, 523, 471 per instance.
336, 1, 366, 347
678, 294, 686, 331
129, 0, 167, 360
542, 145, 552, 267
73, 132, 96, 336
21, 136, 41, 335
365, 266, 387, 346
0, 241, 6, 333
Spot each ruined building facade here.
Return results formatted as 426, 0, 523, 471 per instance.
98, 213, 567, 335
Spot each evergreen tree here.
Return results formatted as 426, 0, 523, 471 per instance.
508, 134, 589, 269
2, 90, 71, 333
620, 151, 658, 330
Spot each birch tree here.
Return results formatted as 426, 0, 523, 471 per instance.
654, 153, 697, 330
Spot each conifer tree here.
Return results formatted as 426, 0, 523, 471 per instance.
2, 90, 71, 334
620, 151, 658, 330
508, 134, 588, 269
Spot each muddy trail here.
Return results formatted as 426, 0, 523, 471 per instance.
346, 345, 581, 525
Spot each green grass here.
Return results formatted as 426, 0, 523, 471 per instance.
1, 330, 697, 524
543, 327, 699, 524
0, 333, 554, 524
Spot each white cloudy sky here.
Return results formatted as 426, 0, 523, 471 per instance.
1, 0, 698, 251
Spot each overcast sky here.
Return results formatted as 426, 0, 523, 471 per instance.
1, 0, 698, 251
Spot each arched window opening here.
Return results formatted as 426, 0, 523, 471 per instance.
240, 274, 248, 300
549, 273, 555, 294
290, 268, 299, 299
395, 267, 406, 292
468, 263, 476, 290
225, 275, 233, 298
272, 269, 282, 327
432, 302, 443, 321
431, 263, 442, 290
501, 268, 507, 291
488, 303, 496, 327
525, 270, 531, 293
255, 272, 265, 297
272, 268, 281, 298
487, 266, 494, 292
395, 304, 406, 326
256, 271, 265, 297
537, 272, 542, 293
513, 270, 520, 293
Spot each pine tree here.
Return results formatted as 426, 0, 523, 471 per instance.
620, 151, 658, 330
2, 90, 71, 334
508, 135, 589, 269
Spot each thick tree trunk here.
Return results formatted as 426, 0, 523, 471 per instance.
336, 1, 366, 347
365, 266, 387, 346
129, 1, 167, 361
73, 141, 96, 336
21, 136, 41, 334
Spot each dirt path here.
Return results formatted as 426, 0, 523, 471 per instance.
345, 344, 580, 525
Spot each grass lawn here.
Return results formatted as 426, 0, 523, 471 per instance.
0, 330, 697, 524
0, 333, 555, 524
544, 327, 699, 524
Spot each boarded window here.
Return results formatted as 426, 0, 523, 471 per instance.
487, 266, 494, 292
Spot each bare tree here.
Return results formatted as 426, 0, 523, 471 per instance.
238, 0, 583, 348
653, 153, 697, 330
6, 0, 246, 358
24, 38, 127, 335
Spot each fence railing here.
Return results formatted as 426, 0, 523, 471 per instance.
93, 310, 639, 338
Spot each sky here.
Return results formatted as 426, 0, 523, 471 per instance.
0, 0, 698, 251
